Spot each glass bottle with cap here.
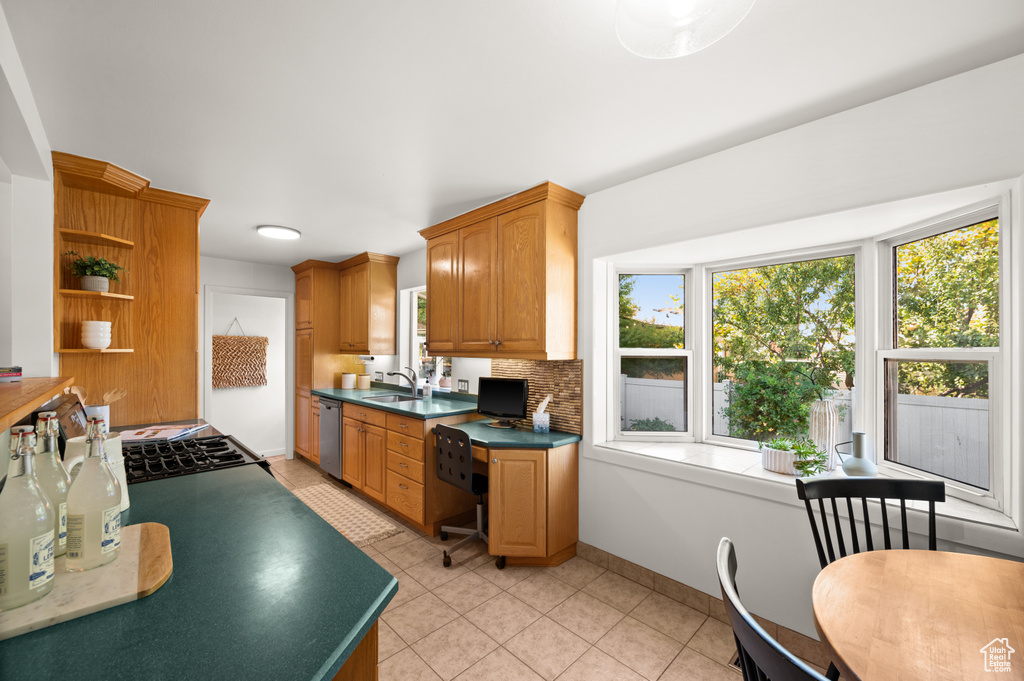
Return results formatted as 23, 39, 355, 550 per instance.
0, 426, 56, 610
33, 412, 71, 557
65, 416, 121, 571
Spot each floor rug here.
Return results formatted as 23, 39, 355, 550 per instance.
293, 483, 403, 547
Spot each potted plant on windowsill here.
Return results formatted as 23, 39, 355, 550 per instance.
760, 436, 829, 477
64, 251, 127, 293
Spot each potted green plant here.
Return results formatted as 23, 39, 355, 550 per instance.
760, 436, 829, 477
64, 251, 127, 293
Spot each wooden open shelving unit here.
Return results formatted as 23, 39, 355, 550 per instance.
52, 152, 208, 426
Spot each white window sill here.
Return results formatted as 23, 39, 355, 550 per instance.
589, 440, 1017, 534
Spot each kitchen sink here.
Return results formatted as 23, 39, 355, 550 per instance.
364, 394, 422, 403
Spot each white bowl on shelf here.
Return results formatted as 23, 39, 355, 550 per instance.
81, 336, 112, 350
82, 321, 111, 330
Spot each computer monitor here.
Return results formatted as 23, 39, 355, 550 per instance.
477, 377, 528, 429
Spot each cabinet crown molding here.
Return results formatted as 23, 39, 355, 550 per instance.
338, 252, 401, 269
418, 181, 585, 240
52, 151, 210, 216
291, 259, 342, 274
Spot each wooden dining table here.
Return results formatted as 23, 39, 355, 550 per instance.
812, 550, 1024, 680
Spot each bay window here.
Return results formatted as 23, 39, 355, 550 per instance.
609, 194, 1012, 514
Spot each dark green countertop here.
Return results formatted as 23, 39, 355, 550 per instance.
454, 419, 582, 449
0, 465, 397, 681
312, 386, 478, 419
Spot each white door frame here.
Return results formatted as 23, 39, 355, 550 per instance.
202, 285, 295, 458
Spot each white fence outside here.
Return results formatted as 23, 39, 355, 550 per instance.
620, 376, 687, 432
624, 378, 988, 488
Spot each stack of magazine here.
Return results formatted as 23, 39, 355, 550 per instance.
117, 423, 208, 443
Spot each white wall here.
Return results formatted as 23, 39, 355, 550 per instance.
0, 178, 11, 365
199, 256, 295, 456
10, 174, 55, 377
207, 292, 287, 457
578, 54, 1024, 636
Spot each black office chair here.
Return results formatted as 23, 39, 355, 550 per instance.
434, 424, 488, 568
717, 538, 829, 681
795, 477, 945, 680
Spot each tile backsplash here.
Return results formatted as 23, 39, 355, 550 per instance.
491, 359, 582, 435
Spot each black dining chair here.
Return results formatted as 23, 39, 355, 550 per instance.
795, 477, 945, 680
434, 423, 488, 568
795, 477, 946, 569
717, 537, 829, 681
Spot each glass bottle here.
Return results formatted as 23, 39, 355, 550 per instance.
0, 426, 56, 610
65, 417, 121, 571
33, 413, 71, 557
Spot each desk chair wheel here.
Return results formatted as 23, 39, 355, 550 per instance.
495, 556, 506, 570
440, 530, 449, 541
443, 551, 452, 568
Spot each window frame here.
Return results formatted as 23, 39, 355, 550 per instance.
610, 268, 694, 442
605, 193, 1015, 520
874, 199, 1010, 510
701, 244, 863, 452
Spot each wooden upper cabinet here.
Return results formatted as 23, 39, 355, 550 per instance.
338, 253, 398, 355
419, 182, 584, 360
425, 233, 459, 354
457, 218, 497, 353
295, 270, 313, 329
496, 204, 545, 354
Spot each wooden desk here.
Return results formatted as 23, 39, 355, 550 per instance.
812, 550, 1024, 680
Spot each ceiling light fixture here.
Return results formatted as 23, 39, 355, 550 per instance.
615, 0, 757, 59
256, 225, 301, 240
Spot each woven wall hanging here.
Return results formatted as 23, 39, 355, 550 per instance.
212, 318, 269, 389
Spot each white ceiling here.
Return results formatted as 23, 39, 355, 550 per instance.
4, 0, 1024, 267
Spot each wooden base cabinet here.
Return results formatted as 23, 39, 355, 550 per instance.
341, 404, 480, 535
485, 443, 578, 566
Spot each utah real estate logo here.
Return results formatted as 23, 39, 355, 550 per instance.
980, 638, 1015, 673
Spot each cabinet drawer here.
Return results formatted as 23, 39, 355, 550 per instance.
387, 413, 424, 439
343, 403, 387, 427
387, 430, 425, 462
387, 450, 425, 484
386, 469, 425, 524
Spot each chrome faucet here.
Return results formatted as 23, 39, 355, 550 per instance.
387, 367, 419, 397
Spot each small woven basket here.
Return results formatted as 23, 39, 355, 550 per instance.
212, 335, 269, 389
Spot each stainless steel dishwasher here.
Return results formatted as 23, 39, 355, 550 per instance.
318, 398, 343, 478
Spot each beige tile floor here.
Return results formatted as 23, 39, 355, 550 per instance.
267, 455, 748, 681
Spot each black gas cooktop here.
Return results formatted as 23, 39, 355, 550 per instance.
122, 435, 267, 484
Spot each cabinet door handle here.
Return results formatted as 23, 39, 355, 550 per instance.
398, 462, 408, 468
492, 458, 498, 464
398, 442, 408, 447
358, 412, 366, 417
494, 340, 502, 346
399, 424, 408, 429
399, 484, 408, 490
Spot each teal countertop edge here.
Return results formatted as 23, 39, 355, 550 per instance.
0, 465, 397, 681
453, 419, 582, 449
312, 385, 478, 419
312, 385, 581, 448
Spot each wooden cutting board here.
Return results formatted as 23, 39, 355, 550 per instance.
0, 522, 172, 640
